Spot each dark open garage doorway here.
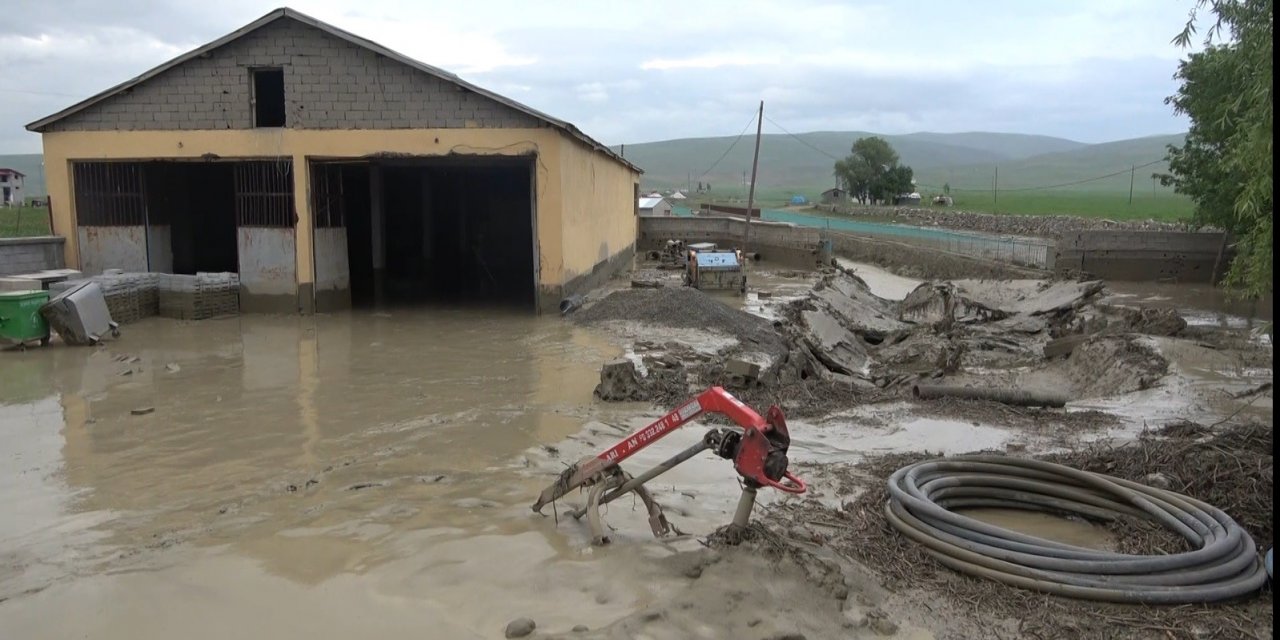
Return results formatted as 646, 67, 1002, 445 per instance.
311, 156, 537, 310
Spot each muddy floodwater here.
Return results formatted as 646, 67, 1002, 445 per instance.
0, 310, 679, 637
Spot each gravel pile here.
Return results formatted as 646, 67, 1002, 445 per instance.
855, 207, 1208, 239
573, 287, 787, 357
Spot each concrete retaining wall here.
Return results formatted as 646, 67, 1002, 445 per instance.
638, 216, 822, 268
0, 236, 66, 276
1054, 231, 1230, 283
825, 231, 1045, 280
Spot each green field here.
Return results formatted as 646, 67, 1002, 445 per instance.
939, 191, 1192, 220
681, 186, 1193, 221
0, 206, 53, 237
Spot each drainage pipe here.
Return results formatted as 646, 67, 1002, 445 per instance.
559, 294, 586, 316
885, 456, 1267, 604
912, 384, 1068, 408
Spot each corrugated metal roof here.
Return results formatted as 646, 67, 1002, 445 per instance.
25, 7, 640, 174
638, 197, 666, 209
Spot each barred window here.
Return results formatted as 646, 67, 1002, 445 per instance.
73, 162, 146, 226
234, 160, 294, 227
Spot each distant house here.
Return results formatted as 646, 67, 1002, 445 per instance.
0, 168, 24, 206
820, 187, 847, 205
645, 191, 663, 198
670, 191, 686, 200
639, 196, 673, 217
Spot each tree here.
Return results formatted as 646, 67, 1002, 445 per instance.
833, 137, 914, 205
1160, 0, 1272, 298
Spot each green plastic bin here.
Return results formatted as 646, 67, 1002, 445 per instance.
0, 290, 51, 348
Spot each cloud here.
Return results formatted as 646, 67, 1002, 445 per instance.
0, 0, 1194, 153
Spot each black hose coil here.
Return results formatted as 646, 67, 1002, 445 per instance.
886, 455, 1268, 604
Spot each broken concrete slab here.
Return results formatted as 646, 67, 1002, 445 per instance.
813, 271, 909, 335
899, 283, 1005, 327
800, 308, 869, 376
725, 358, 762, 388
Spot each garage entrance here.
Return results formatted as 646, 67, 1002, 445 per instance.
311, 156, 537, 310
72, 159, 298, 311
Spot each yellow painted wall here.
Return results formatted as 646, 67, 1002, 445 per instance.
556, 134, 641, 282
39, 128, 579, 287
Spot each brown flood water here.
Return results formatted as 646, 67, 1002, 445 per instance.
1, 310, 720, 638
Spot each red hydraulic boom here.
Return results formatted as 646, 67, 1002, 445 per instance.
532, 387, 805, 544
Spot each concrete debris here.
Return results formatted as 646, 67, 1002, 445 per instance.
594, 359, 649, 401
724, 358, 761, 388
899, 283, 1004, 328
583, 267, 1183, 408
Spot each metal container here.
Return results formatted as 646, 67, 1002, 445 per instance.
40, 281, 120, 346
0, 290, 51, 348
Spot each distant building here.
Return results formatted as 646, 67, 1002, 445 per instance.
789, 195, 808, 205
0, 168, 24, 206
820, 187, 847, 205
670, 191, 686, 200
639, 196, 673, 217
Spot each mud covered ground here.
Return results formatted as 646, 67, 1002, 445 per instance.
0, 259, 1271, 639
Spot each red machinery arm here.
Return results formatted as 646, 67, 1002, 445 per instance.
596, 386, 805, 494
532, 387, 804, 515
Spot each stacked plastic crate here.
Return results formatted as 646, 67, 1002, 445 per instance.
158, 273, 240, 320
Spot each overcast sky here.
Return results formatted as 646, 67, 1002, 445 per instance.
0, 0, 1198, 153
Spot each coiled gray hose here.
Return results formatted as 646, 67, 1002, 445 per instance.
885, 455, 1268, 604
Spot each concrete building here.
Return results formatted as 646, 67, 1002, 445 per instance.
820, 187, 846, 206
27, 8, 640, 313
638, 196, 673, 217
0, 169, 23, 206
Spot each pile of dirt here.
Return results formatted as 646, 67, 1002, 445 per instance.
1065, 336, 1169, 397
574, 287, 787, 360
761, 421, 1273, 640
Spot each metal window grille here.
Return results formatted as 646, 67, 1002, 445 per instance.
311, 164, 345, 228
73, 162, 146, 226
234, 160, 294, 227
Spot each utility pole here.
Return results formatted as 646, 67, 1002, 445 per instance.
744, 101, 764, 258
993, 166, 998, 206
1128, 164, 1135, 205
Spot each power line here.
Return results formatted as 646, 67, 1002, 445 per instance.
996, 159, 1167, 192
763, 115, 842, 162
694, 111, 759, 181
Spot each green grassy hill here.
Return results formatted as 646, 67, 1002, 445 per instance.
625, 130, 1191, 219
0, 154, 46, 197
895, 131, 1086, 160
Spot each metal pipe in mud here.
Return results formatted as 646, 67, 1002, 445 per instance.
559, 294, 585, 316
731, 486, 758, 528
598, 441, 711, 507
912, 384, 1068, 408
885, 456, 1268, 604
